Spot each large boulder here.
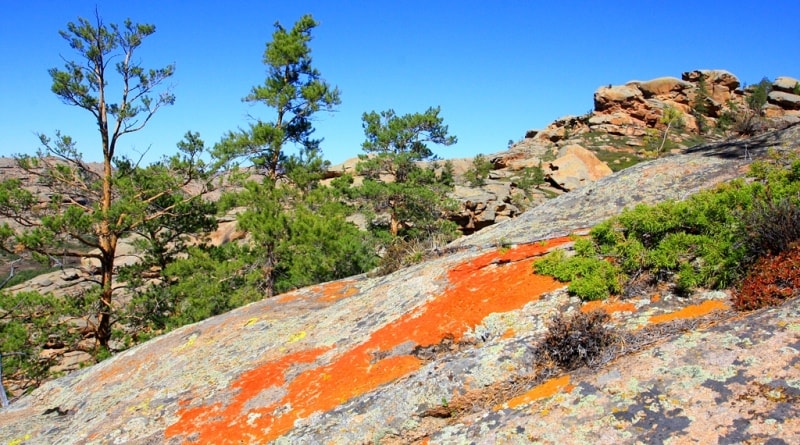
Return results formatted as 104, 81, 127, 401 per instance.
682, 69, 740, 104
768, 90, 800, 110
773, 76, 800, 93
593, 84, 644, 112
546, 144, 613, 191
324, 156, 362, 178
634, 77, 693, 98
682, 69, 740, 90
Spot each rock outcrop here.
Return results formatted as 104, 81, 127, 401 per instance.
530, 69, 800, 145
2, 123, 799, 444
547, 144, 613, 191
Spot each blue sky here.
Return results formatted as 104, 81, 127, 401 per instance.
1, 1, 799, 165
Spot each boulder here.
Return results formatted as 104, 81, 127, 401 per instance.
547, 145, 612, 191
773, 76, 800, 93
682, 69, 740, 90
594, 84, 644, 112
635, 77, 692, 97
48, 350, 93, 374
324, 157, 361, 178
768, 91, 800, 110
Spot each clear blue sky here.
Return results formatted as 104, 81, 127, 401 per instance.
1, 1, 799, 165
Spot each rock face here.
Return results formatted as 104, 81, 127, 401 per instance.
547, 144, 613, 191
531, 69, 800, 146
2, 124, 799, 444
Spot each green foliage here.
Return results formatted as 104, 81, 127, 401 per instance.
0, 291, 85, 392
736, 156, 800, 264
533, 244, 622, 301
718, 80, 773, 137
0, 13, 219, 349
212, 14, 340, 181
125, 183, 379, 337
535, 152, 800, 299
361, 106, 456, 159
464, 154, 493, 187
747, 77, 772, 113
651, 105, 684, 156
513, 162, 546, 199
356, 107, 458, 242
691, 73, 711, 134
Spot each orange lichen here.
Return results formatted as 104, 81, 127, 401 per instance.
499, 375, 573, 410
648, 300, 729, 325
164, 347, 330, 443
276, 280, 359, 304
316, 280, 359, 302
166, 239, 570, 443
581, 299, 636, 315
501, 328, 517, 339
276, 291, 301, 303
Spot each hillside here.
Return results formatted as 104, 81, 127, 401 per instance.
2, 70, 800, 443
2, 121, 800, 443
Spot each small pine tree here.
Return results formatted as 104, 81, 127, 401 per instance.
691, 73, 711, 135
464, 154, 493, 187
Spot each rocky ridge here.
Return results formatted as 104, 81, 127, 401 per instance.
2, 120, 799, 442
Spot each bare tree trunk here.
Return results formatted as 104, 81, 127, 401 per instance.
658, 122, 672, 157
96, 238, 116, 348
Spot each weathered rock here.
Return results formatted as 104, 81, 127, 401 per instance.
1, 125, 800, 444
323, 156, 362, 178
634, 76, 692, 97
48, 350, 92, 374
682, 69, 740, 90
773, 76, 800, 93
546, 145, 613, 191
587, 111, 636, 127
768, 90, 800, 110
594, 84, 644, 112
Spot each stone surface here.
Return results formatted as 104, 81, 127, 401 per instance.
593, 85, 644, 112
2, 124, 800, 444
635, 76, 692, 97
769, 90, 800, 110
546, 145, 613, 191
773, 76, 800, 93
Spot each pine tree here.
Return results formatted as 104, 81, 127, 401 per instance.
0, 14, 216, 348
356, 107, 459, 238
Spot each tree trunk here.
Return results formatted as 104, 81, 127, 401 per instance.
96, 236, 117, 348
658, 122, 672, 156
390, 212, 401, 237
262, 243, 277, 298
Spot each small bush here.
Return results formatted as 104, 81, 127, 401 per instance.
464, 154, 493, 187
540, 310, 616, 370
739, 196, 800, 264
735, 243, 800, 310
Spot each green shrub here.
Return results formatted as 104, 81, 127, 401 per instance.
514, 163, 546, 197
536, 151, 800, 298
533, 246, 622, 301
464, 154, 493, 187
